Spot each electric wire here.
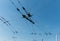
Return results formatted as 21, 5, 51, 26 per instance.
0, 16, 18, 34
17, 0, 29, 14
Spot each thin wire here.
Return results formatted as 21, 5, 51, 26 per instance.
0, 16, 18, 34
0, 17, 11, 25
17, 0, 35, 24
9, 0, 35, 24
17, 0, 29, 14
9, 0, 34, 25
24, 17, 35, 24
17, 0, 37, 37
9, 0, 35, 32
17, 0, 38, 38
9, 0, 32, 28
9, 0, 23, 15
9, 0, 17, 8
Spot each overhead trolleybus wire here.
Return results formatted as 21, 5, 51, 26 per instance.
17, 0, 32, 17
9, 0, 35, 24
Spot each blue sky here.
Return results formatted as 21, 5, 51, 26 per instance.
0, 0, 60, 41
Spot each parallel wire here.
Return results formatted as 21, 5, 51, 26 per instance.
9, 0, 60, 41
0, 16, 18, 41
9, 0, 23, 15
9, 0, 37, 41
0, 16, 18, 34
9, 0, 35, 24
17, 0, 28, 14
17, 0, 37, 40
